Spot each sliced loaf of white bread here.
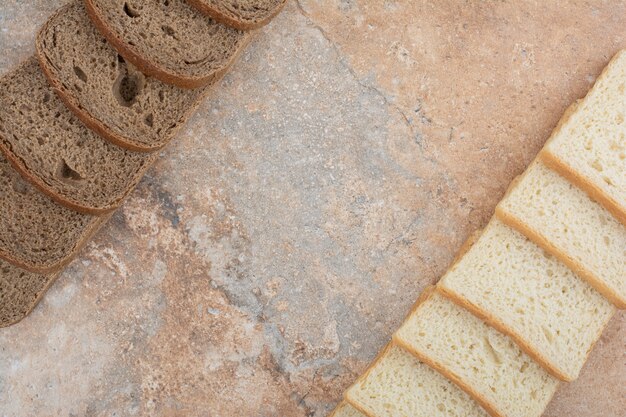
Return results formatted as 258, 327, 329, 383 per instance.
438, 218, 615, 381
496, 161, 626, 308
329, 401, 367, 417
345, 343, 489, 417
394, 287, 559, 417
541, 50, 626, 226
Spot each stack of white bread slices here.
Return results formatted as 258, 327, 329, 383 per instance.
329, 50, 626, 417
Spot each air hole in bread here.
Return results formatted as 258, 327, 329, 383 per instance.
73, 66, 88, 83
11, 177, 30, 195
56, 159, 84, 183
483, 336, 502, 364
113, 71, 144, 107
161, 25, 177, 39
123, 2, 140, 18
144, 114, 154, 127
184, 56, 210, 66
42, 92, 51, 103
591, 159, 603, 171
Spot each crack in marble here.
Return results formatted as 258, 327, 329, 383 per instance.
295, 0, 418, 140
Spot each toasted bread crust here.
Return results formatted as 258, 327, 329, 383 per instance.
496, 206, 626, 309
0, 57, 157, 214
393, 335, 502, 417
392, 287, 503, 417
0, 131, 153, 214
186, 0, 287, 30
344, 342, 395, 417
540, 51, 626, 228
541, 151, 626, 227
0, 212, 109, 274
36, 3, 240, 152
438, 284, 593, 382
0, 270, 60, 328
84, 0, 252, 89
36, 33, 164, 153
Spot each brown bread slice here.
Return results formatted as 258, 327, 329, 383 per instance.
0, 58, 156, 214
0, 260, 58, 328
84, 0, 252, 88
0, 151, 108, 273
37, 1, 211, 152
186, 0, 286, 30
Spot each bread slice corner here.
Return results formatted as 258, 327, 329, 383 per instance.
345, 342, 489, 417
84, 0, 252, 88
0, 57, 156, 214
541, 49, 626, 227
36, 1, 213, 152
0, 261, 59, 328
438, 217, 615, 381
496, 161, 626, 309
394, 288, 559, 417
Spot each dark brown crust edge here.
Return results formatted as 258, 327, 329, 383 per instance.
36, 4, 217, 153
0, 212, 110, 274
0, 55, 157, 214
0, 271, 60, 328
84, 0, 252, 89
34, 5, 162, 153
185, 0, 287, 30
0, 131, 153, 214
36, 30, 244, 153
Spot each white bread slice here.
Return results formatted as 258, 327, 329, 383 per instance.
496, 161, 626, 308
541, 50, 626, 226
345, 343, 489, 417
394, 287, 559, 417
329, 401, 367, 417
438, 218, 615, 381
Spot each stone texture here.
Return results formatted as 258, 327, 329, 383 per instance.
0, 0, 624, 416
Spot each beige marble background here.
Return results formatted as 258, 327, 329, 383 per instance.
0, 1, 624, 416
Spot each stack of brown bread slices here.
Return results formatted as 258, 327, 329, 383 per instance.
330, 50, 625, 417
0, 0, 285, 327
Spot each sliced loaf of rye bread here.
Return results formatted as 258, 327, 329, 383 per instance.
0, 58, 156, 214
496, 161, 626, 309
541, 50, 626, 226
438, 218, 615, 381
394, 287, 560, 417
186, 0, 286, 30
84, 0, 252, 88
37, 2, 212, 152
345, 343, 489, 417
0, 260, 58, 328
0, 152, 108, 273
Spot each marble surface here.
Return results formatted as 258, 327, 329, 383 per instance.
0, 0, 624, 416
